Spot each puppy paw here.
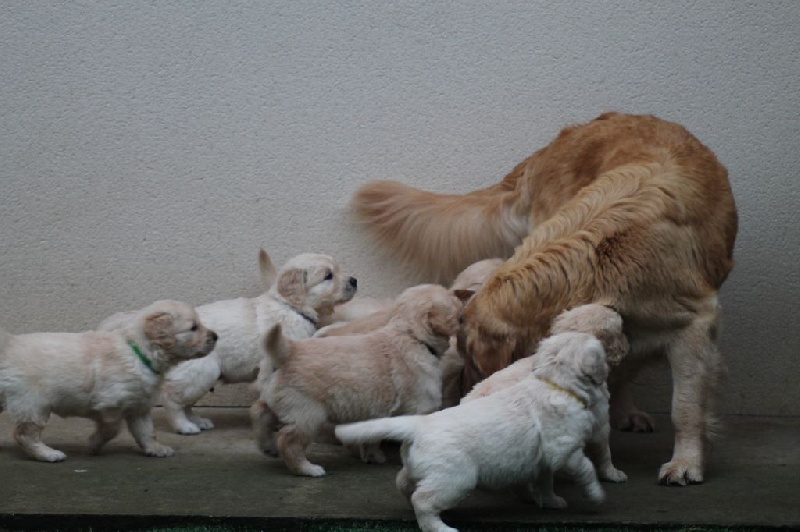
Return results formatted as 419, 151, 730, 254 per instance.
536, 494, 567, 509
600, 466, 628, 483
359, 444, 386, 464
191, 416, 214, 430
584, 483, 606, 504
297, 463, 326, 477
35, 449, 67, 463
174, 422, 202, 435
658, 459, 703, 486
144, 443, 176, 458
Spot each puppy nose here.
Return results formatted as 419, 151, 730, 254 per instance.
348, 277, 357, 289
209, 330, 218, 342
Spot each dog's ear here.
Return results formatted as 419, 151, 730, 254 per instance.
259, 248, 277, 289
578, 342, 609, 385
427, 304, 459, 337
277, 268, 307, 308
452, 289, 475, 304
143, 311, 175, 349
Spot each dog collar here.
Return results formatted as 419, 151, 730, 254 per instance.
296, 310, 318, 327
127, 339, 160, 375
537, 377, 587, 408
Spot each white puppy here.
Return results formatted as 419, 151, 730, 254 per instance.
99, 249, 357, 434
253, 284, 464, 477
0, 300, 217, 462
336, 330, 617, 532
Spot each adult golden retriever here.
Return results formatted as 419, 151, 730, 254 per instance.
351, 112, 737, 485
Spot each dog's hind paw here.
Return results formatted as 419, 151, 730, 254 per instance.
35, 449, 67, 463
144, 443, 176, 458
658, 459, 703, 486
174, 422, 202, 435
600, 466, 628, 483
189, 415, 214, 430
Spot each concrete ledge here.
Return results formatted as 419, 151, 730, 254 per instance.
0, 409, 797, 529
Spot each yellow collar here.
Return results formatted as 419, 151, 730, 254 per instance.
537, 377, 588, 408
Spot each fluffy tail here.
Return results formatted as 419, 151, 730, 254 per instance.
351, 178, 529, 283
335, 415, 422, 445
263, 324, 291, 369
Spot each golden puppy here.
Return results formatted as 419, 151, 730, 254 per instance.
352, 112, 737, 485
253, 284, 463, 477
0, 300, 217, 462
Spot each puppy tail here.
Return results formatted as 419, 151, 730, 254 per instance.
335, 415, 422, 445
351, 175, 529, 283
263, 324, 291, 369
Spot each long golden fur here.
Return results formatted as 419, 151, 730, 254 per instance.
351, 112, 737, 486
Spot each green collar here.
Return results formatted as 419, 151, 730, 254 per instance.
127, 339, 160, 375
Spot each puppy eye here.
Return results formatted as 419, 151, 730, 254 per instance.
324, 270, 333, 281
190, 323, 198, 332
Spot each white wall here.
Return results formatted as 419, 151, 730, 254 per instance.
1, 1, 798, 415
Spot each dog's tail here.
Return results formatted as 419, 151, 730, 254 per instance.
351, 174, 530, 283
335, 415, 422, 445
263, 324, 291, 369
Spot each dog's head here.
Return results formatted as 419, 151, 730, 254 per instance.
550, 304, 628, 366
532, 332, 609, 388
449, 258, 504, 292
272, 253, 357, 322
138, 299, 218, 365
389, 284, 465, 353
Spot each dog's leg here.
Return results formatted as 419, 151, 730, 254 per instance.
126, 412, 175, 457
561, 450, 605, 504
161, 356, 221, 434
250, 400, 280, 456
396, 466, 416, 505
659, 314, 723, 486
359, 442, 386, 464
14, 421, 66, 462
586, 419, 627, 483
410, 478, 468, 532
89, 412, 123, 455
277, 425, 325, 477
609, 382, 656, 433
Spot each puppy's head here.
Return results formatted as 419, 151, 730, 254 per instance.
138, 300, 218, 365
390, 284, 464, 352
273, 253, 357, 320
550, 304, 628, 366
533, 332, 609, 387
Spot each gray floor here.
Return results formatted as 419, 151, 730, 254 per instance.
0, 408, 797, 530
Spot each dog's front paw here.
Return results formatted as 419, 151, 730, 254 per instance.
144, 443, 176, 458
35, 449, 67, 463
658, 458, 703, 486
536, 493, 567, 509
600, 466, 628, 483
297, 463, 326, 477
584, 483, 606, 504
190, 416, 214, 430
174, 421, 202, 435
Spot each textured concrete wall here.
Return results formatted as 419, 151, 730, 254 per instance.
1, 2, 798, 415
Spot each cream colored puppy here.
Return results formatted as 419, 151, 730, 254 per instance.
0, 300, 217, 462
99, 249, 357, 435
254, 284, 463, 477
336, 331, 615, 532
463, 304, 628, 485
315, 258, 503, 407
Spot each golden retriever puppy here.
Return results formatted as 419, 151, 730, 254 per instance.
99, 249, 357, 435
463, 304, 628, 484
315, 258, 503, 407
253, 284, 463, 477
351, 112, 737, 485
336, 331, 615, 532
0, 300, 217, 462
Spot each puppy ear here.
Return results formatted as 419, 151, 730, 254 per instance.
277, 268, 307, 308
143, 311, 175, 349
427, 305, 459, 337
452, 289, 475, 304
259, 248, 277, 289
579, 343, 609, 385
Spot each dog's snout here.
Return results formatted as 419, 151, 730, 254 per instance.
348, 277, 357, 289
209, 330, 219, 343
